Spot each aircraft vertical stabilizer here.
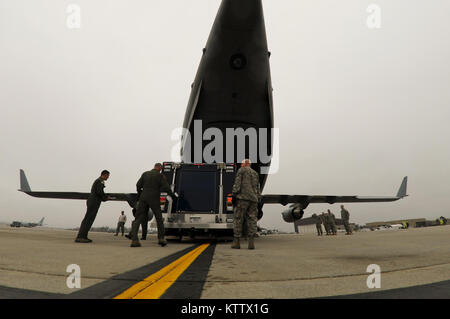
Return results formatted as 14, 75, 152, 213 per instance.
20, 169, 31, 192
396, 176, 408, 198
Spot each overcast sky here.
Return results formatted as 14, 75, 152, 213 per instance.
1, 0, 449, 232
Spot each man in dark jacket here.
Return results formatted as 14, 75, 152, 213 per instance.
125, 203, 149, 240
129, 163, 176, 247
75, 170, 110, 243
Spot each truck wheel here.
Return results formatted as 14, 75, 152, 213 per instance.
189, 228, 196, 239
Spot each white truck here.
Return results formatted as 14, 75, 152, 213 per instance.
152, 162, 237, 239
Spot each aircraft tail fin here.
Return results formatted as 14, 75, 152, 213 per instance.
38, 217, 45, 226
396, 176, 408, 198
20, 169, 31, 192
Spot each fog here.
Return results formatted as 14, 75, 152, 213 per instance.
1, 0, 449, 232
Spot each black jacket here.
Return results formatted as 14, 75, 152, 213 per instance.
89, 177, 108, 202
136, 169, 174, 201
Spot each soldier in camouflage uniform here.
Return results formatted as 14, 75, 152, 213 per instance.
321, 212, 330, 235
312, 213, 323, 236
340, 205, 352, 235
231, 159, 261, 250
328, 209, 337, 235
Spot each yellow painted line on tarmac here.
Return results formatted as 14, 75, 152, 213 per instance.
114, 243, 210, 299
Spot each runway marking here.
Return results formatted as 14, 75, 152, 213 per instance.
114, 243, 210, 299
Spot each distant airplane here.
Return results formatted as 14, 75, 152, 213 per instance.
17, 0, 408, 226
10, 217, 45, 228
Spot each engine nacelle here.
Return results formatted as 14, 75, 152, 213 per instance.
281, 205, 304, 223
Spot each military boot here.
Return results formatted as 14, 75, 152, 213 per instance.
130, 241, 141, 247
231, 238, 240, 249
248, 237, 255, 250
74, 238, 90, 243
158, 239, 167, 247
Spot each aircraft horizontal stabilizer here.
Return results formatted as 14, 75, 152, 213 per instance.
262, 176, 408, 207
18, 170, 138, 207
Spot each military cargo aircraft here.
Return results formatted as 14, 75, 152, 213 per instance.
10, 217, 45, 228
18, 0, 407, 227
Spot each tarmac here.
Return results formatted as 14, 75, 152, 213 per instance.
0, 224, 449, 299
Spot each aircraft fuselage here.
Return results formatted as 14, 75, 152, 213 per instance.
181, 0, 273, 190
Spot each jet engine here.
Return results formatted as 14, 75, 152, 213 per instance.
281, 205, 304, 223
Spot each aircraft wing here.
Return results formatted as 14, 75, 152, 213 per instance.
19, 170, 138, 207
262, 176, 408, 207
